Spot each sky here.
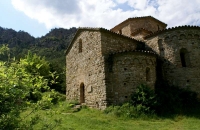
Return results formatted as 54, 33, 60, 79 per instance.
0, 0, 200, 38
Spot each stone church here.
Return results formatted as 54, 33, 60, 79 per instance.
66, 16, 200, 109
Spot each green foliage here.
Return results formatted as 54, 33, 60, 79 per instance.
0, 44, 10, 55
1, 27, 77, 94
131, 84, 157, 114
0, 44, 63, 129
104, 103, 141, 118
104, 84, 158, 119
37, 90, 65, 110
129, 84, 199, 116
155, 83, 199, 115
0, 44, 10, 61
20, 51, 50, 77
19, 102, 200, 130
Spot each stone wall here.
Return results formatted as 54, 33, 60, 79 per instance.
111, 18, 166, 37
106, 51, 157, 105
66, 29, 145, 109
100, 31, 146, 105
121, 24, 131, 37
101, 31, 144, 55
130, 18, 166, 34
146, 27, 200, 97
132, 30, 152, 41
66, 30, 107, 109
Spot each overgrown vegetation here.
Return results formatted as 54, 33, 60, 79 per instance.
155, 82, 200, 116
104, 84, 200, 119
0, 45, 64, 129
0, 26, 77, 94
21, 101, 200, 130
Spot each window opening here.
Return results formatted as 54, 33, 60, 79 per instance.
119, 30, 122, 34
80, 82, 85, 103
180, 48, 189, 67
79, 39, 82, 53
146, 67, 150, 81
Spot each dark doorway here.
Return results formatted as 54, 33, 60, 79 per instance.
80, 83, 85, 103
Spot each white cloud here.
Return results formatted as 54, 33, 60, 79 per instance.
11, 0, 200, 30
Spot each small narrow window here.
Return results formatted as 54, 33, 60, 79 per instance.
80, 82, 85, 103
119, 30, 122, 34
157, 25, 160, 30
146, 67, 150, 81
79, 39, 82, 53
180, 48, 190, 67
158, 39, 164, 56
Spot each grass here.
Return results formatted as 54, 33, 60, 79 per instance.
21, 102, 200, 130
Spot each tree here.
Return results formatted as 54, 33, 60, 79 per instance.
0, 45, 50, 129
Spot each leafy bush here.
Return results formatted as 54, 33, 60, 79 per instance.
104, 103, 138, 118
0, 45, 61, 129
131, 84, 157, 114
20, 51, 50, 77
105, 83, 200, 118
38, 90, 65, 110
104, 84, 158, 119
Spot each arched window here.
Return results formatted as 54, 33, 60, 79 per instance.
79, 39, 82, 53
146, 67, 150, 81
180, 48, 190, 67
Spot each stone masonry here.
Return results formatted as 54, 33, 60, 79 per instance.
66, 16, 200, 109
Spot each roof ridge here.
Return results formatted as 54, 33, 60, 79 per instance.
65, 27, 144, 55
110, 49, 156, 55
78, 27, 144, 43
145, 25, 200, 39
111, 16, 167, 30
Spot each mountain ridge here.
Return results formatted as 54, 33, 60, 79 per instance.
0, 26, 77, 93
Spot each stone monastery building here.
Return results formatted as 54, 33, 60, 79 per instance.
66, 16, 200, 109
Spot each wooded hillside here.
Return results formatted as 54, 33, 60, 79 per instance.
0, 26, 77, 93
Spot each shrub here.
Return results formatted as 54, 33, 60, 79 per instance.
104, 103, 139, 118
131, 84, 157, 114
42, 90, 65, 104
0, 45, 59, 129
104, 84, 158, 119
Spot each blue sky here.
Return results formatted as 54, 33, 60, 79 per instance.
0, 0, 200, 38
0, 0, 48, 37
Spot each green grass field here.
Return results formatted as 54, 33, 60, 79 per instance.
21, 102, 200, 130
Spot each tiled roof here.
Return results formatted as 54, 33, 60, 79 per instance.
145, 25, 200, 39
111, 16, 167, 31
65, 27, 144, 55
110, 49, 156, 55
78, 27, 143, 42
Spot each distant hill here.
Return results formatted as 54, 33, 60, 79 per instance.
0, 26, 77, 93
0, 26, 77, 59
